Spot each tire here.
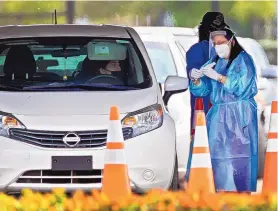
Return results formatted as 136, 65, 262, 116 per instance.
168, 155, 179, 191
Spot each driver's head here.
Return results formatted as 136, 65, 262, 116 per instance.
99, 60, 121, 75
105, 60, 121, 72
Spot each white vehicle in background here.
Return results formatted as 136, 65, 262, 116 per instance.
165, 27, 198, 53
237, 37, 278, 178
133, 27, 192, 181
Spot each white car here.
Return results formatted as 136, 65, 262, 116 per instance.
0, 24, 189, 194
133, 27, 192, 180
237, 37, 278, 178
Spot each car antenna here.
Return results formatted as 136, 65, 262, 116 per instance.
54, 9, 57, 24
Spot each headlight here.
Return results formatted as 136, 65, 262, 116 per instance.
0, 115, 25, 137
122, 104, 163, 139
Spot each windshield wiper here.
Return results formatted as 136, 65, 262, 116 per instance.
0, 84, 23, 91
23, 83, 139, 91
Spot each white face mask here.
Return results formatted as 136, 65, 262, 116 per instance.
214, 37, 233, 58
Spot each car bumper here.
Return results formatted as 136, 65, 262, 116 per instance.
0, 115, 176, 194
7, 182, 137, 194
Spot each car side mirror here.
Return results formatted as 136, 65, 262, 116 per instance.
163, 75, 188, 106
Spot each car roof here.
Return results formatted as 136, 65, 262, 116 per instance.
136, 33, 171, 43
133, 26, 171, 35
0, 24, 131, 40
163, 27, 197, 36
133, 27, 176, 43
133, 26, 196, 36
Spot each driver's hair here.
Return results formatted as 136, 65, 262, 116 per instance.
82, 57, 109, 75
95, 60, 110, 73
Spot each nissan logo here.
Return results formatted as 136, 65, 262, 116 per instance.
62, 133, 81, 147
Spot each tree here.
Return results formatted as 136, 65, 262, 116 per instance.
66, 1, 75, 24
0, 1, 276, 40
230, 1, 276, 39
75, 1, 131, 22
230, 1, 276, 23
0, 1, 66, 25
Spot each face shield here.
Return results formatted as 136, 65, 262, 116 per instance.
209, 30, 227, 59
209, 30, 235, 59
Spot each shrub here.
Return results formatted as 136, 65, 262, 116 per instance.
0, 188, 277, 211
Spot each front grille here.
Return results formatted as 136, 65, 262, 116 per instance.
9, 128, 132, 148
16, 169, 102, 184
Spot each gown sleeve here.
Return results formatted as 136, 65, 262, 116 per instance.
186, 43, 213, 97
189, 77, 212, 97
223, 52, 258, 97
186, 43, 207, 73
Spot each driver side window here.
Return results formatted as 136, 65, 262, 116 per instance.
0, 55, 5, 76
128, 44, 144, 84
0, 48, 9, 76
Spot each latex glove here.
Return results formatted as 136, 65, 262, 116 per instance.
189, 68, 204, 80
201, 62, 220, 81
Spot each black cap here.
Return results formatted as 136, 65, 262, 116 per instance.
200, 11, 230, 31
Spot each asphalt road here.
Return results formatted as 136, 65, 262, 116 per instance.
256, 179, 263, 193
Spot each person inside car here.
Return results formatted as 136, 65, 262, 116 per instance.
99, 60, 122, 75
74, 57, 123, 83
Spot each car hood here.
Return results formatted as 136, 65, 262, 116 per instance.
0, 88, 158, 116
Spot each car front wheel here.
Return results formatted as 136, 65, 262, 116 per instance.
168, 155, 180, 191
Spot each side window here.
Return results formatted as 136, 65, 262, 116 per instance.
0, 48, 8, 76
0, 56, 5, 75
129, 44, 144, 84
175, 41, 186, 66
174, 41, 190, 78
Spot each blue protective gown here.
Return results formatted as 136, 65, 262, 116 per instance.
189, 51, 258, 192
185, 41, 216, 182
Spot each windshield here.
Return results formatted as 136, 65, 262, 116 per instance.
174, 35, 198, 52
143, 41, 177, 84
0, 37, 151, 91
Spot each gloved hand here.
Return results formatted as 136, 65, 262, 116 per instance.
201, 62, 220, 81
189, 68, 204, 80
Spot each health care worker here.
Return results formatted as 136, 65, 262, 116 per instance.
189, 27, 258, 192
185, 11, 230, 183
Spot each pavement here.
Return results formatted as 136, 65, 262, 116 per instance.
256, 179, 263, 193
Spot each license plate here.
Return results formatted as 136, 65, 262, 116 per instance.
51, 156, 92, 171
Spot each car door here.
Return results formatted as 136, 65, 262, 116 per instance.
167, 36, 191, 141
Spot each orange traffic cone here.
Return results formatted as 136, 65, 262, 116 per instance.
191, 98, 204, 140
262, 100, 278, 193
187, 111, 215, 193
102, 106, 131, 201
